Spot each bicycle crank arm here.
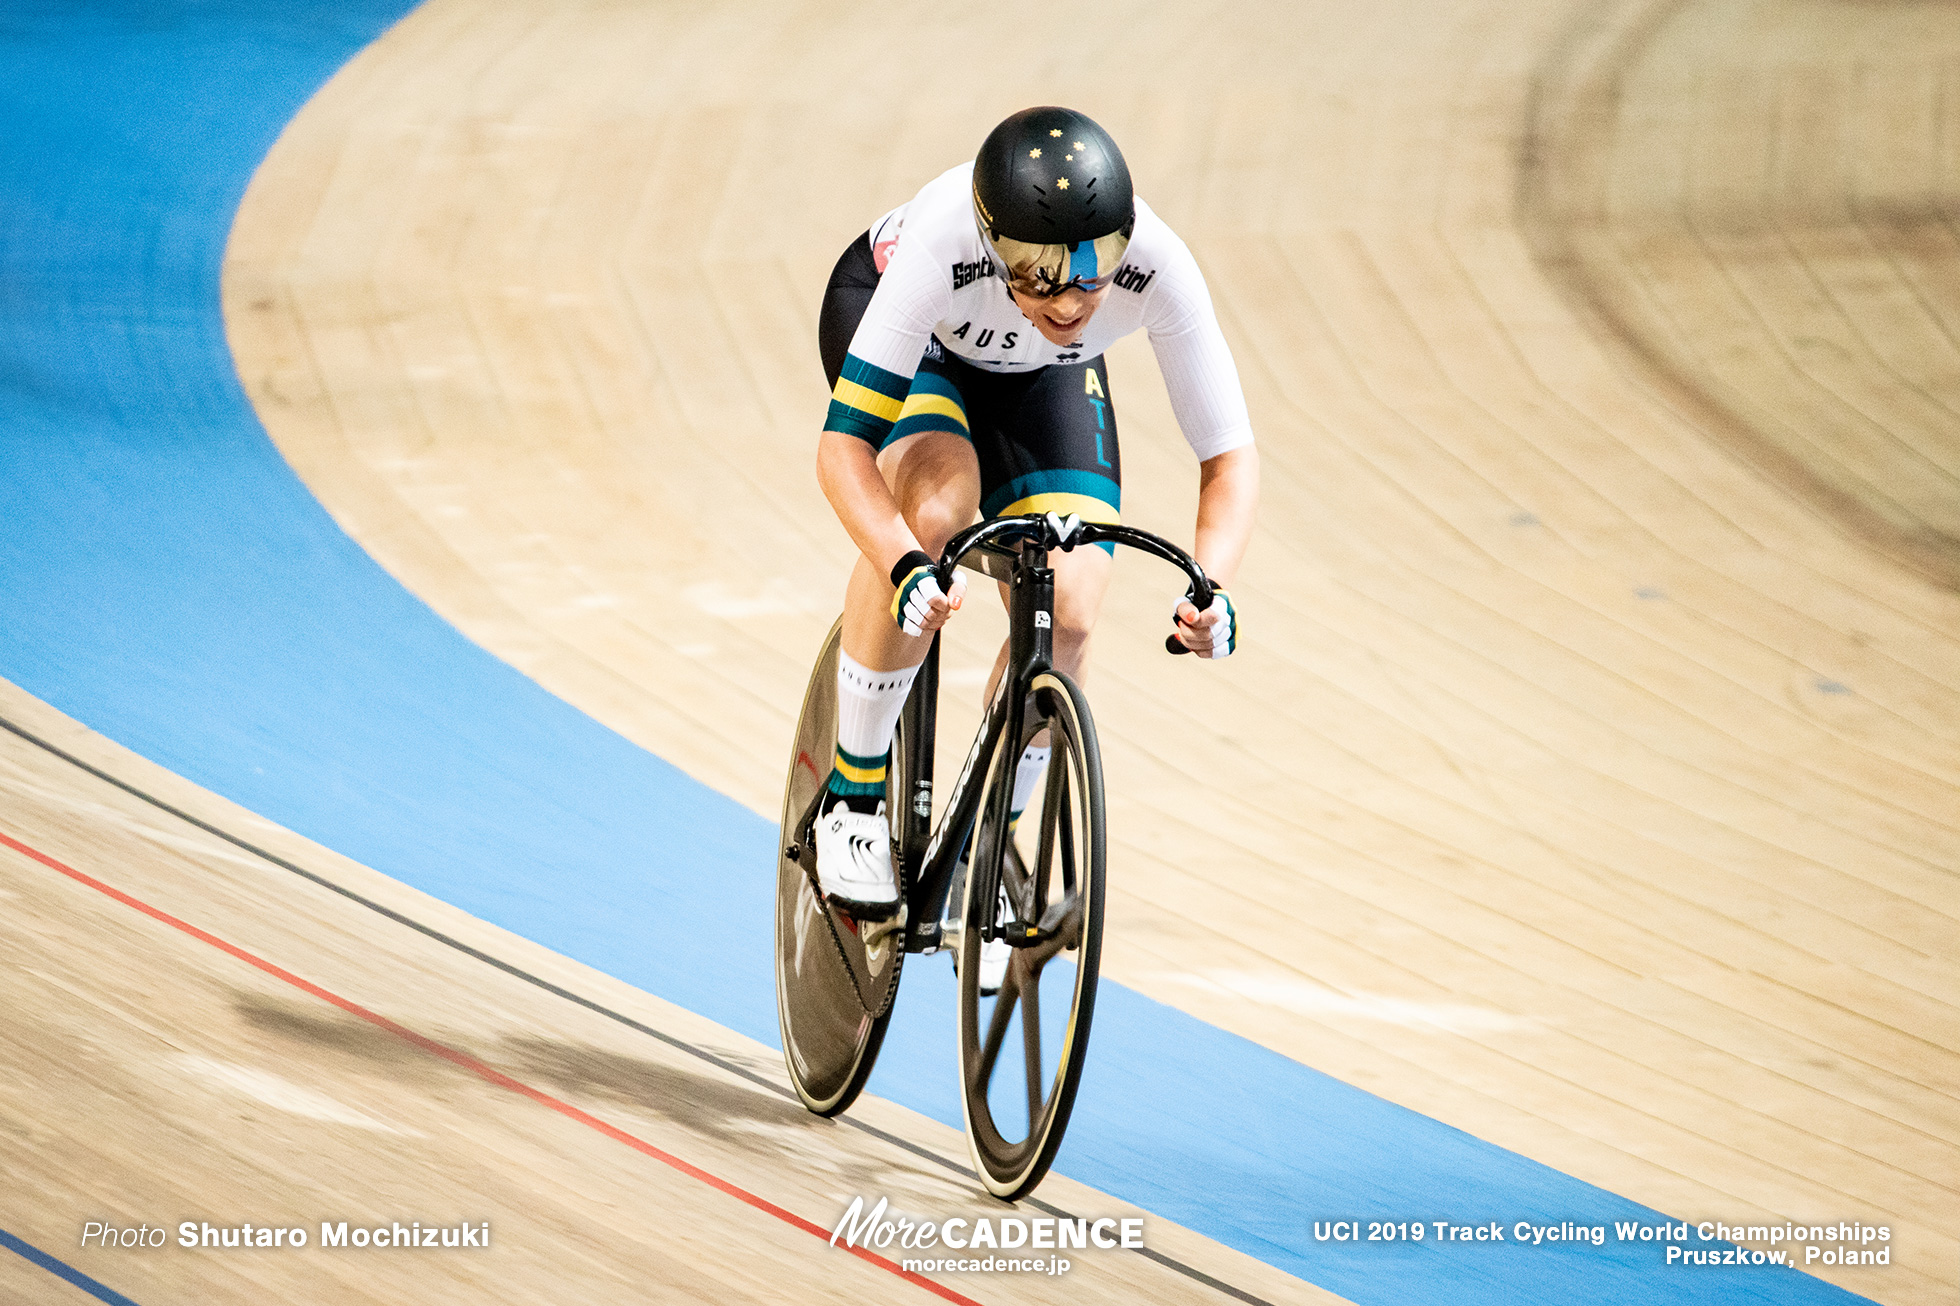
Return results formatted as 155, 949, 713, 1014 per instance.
783, 781, 832, 873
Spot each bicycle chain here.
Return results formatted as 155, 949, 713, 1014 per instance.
797, 854, 904, 1021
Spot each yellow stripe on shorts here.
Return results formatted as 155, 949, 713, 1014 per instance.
832, 376, 906, 423
998, 492, 1120, 525
898, 391, 968, 430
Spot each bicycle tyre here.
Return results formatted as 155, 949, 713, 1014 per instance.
774, 620, 903, 1116
955, 669, 1104, 1200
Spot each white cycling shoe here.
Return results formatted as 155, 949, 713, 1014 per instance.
977, 934, 1011, 996
945, 860, 1013, 996
815, 800, 900, 919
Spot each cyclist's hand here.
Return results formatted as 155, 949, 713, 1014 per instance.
891, 550, 966, 638
1172, 588, 1237, 659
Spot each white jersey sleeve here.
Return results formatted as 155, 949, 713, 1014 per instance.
821, 183, 961, 442
1137, 222, 1255, 462
849, 224, 949, 374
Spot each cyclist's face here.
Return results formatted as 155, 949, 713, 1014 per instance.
1011, 284, 1112, 346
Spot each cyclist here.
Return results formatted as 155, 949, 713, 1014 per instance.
812, 106, 1259, 923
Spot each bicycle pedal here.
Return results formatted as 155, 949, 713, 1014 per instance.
998, 898, 1081, 949
862, 904, 908, 950
825, 893, 902, 923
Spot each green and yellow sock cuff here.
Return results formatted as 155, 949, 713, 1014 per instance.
828, 744, 889, 796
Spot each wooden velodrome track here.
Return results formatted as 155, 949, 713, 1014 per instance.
222, 0, 1960, 1299
4, 0, 1956, 1301
0, 679, 1301, 1304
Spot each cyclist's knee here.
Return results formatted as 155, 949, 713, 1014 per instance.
887, 437, 979, 553
1051, 616, 1095, 675
1050, 569, 1109, 676
905, 490, 976, 554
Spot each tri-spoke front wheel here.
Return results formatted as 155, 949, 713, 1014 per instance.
955, 670, 1104, 1200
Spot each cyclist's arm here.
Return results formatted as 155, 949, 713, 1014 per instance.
1138, 221, 1258, 651
1138, 224, 1256, 489
816, 209, 966, 632
1194, 443, 1259, 587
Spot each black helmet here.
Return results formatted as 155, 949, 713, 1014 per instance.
972, 107, 1135, 297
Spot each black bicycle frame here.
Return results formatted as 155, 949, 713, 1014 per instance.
898, 540, 1054, 954
890, 512, 1214, 955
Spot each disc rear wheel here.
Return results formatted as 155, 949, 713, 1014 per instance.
774, 620, 905, 1116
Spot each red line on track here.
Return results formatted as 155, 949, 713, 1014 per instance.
0, 826, 984, 1306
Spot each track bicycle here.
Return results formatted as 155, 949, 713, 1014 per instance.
774, 511, 1213, 1200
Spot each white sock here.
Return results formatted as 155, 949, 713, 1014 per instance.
1008, 743, 1051, 821
834, 648, 920, 768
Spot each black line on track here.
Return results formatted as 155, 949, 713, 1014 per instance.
0, 710, 1277, 1306
0, 1225, 143, 1306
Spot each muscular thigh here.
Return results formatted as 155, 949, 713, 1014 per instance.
877, 428, 979, 550
876, 353, 981, 550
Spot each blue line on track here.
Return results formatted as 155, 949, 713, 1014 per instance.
0, 5, 1876, 1303
0, 1228, 142, 1306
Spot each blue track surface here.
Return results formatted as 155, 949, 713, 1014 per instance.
0, 6, 1873, 1303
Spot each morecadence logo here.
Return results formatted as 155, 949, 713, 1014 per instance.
829, 1194, 1143, 1276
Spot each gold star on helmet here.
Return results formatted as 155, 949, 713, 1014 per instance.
1065, 154, 1074, 161
1056, 177, 1069, 189
1049, 129, 1062, 137
1073, 141, 1086, 150
1029, 148, 1041, 158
